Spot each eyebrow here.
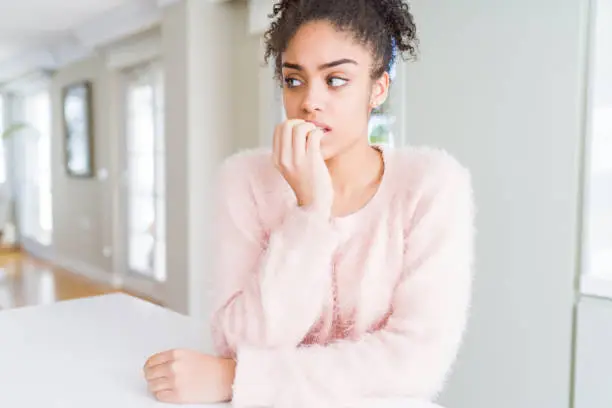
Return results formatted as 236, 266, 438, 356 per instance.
282, 58, 358, 71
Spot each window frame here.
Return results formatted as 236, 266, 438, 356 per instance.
120, 60, 166, 284
579, 0, 612, 298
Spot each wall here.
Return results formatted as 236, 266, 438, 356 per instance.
50, 56, 115, 280
161, 0, 260, 324
233, 30, 266, 151
574, 296, 612, 408
402, 0, 590, 407
43, 0, 260, 314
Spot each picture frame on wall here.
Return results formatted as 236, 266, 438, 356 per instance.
62, 80, 94, 178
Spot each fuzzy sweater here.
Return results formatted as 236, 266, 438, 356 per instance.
210, 145, 475, 408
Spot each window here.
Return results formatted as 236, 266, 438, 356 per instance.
368, 58, 401, 147
123, 62, 166, 282
0, 95, 7, 184
22, 91, 52, 245
583, 0, 612, 283
369, 100, 397, 147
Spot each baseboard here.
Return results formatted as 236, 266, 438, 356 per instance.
21, 243, 163, 305
52, 255, 121, 289
20, 238, 118, 289
45, 253, 162, 304
21, 238, 55, 263
120, 273, 164, 304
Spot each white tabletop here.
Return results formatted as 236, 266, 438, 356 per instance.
0, 294, 443, 408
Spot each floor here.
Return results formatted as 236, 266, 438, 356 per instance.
0, 250, 150, 310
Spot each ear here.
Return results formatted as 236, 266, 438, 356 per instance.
370, 71, 390, 109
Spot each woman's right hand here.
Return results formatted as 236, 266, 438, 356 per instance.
273, 119, 333, 217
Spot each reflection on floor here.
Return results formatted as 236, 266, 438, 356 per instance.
0, 250, 147, 310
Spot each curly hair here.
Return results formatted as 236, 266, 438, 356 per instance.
264, 0, 419, 81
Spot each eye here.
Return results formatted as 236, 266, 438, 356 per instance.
328, 77, 349, 87
284, 77, 302, 88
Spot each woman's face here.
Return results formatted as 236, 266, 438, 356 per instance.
281, 20, 389, 160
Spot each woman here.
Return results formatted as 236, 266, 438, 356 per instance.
143, 0, 475, 407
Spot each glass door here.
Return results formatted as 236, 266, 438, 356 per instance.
21, 91, 52, 246
121, 62, 166, 284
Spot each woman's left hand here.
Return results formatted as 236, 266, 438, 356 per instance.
143, 349, 235, 404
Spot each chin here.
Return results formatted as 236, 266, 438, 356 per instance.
319, 141, 336, 161
321, 150, 334, 161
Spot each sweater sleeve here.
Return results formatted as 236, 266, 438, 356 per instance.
230, 164, 476, 408
210, 155, 340, 356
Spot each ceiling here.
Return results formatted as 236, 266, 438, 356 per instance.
0, 0, 135, 63
0, 0, 184, 84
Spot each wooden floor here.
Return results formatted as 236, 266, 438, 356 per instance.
0, 250, 150, 310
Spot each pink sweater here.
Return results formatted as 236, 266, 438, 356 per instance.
210, 145, 475, 408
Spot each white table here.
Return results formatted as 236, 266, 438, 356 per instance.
0, 294, 443, 408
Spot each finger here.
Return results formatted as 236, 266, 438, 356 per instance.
306, 128, 324, 158
155, 390, 178, 403
281, 119, 304, 169
272, 123, 282, 168
148, 377, 173, 393
292, 122, 316, 166
144, 351, 174, 369
145, 363, 174, 381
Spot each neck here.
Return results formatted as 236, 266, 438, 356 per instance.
326, 140, 384, 195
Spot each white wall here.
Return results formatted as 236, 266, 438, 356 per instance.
163, 0, 260, 327
163, 0, 236, 325
402, 1, 590, 407
51, 55, 115, 281
574, 296, 612, 408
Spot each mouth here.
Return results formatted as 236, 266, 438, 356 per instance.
307, 120, 332, 133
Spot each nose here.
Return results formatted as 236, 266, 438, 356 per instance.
301, 83, 324, 114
